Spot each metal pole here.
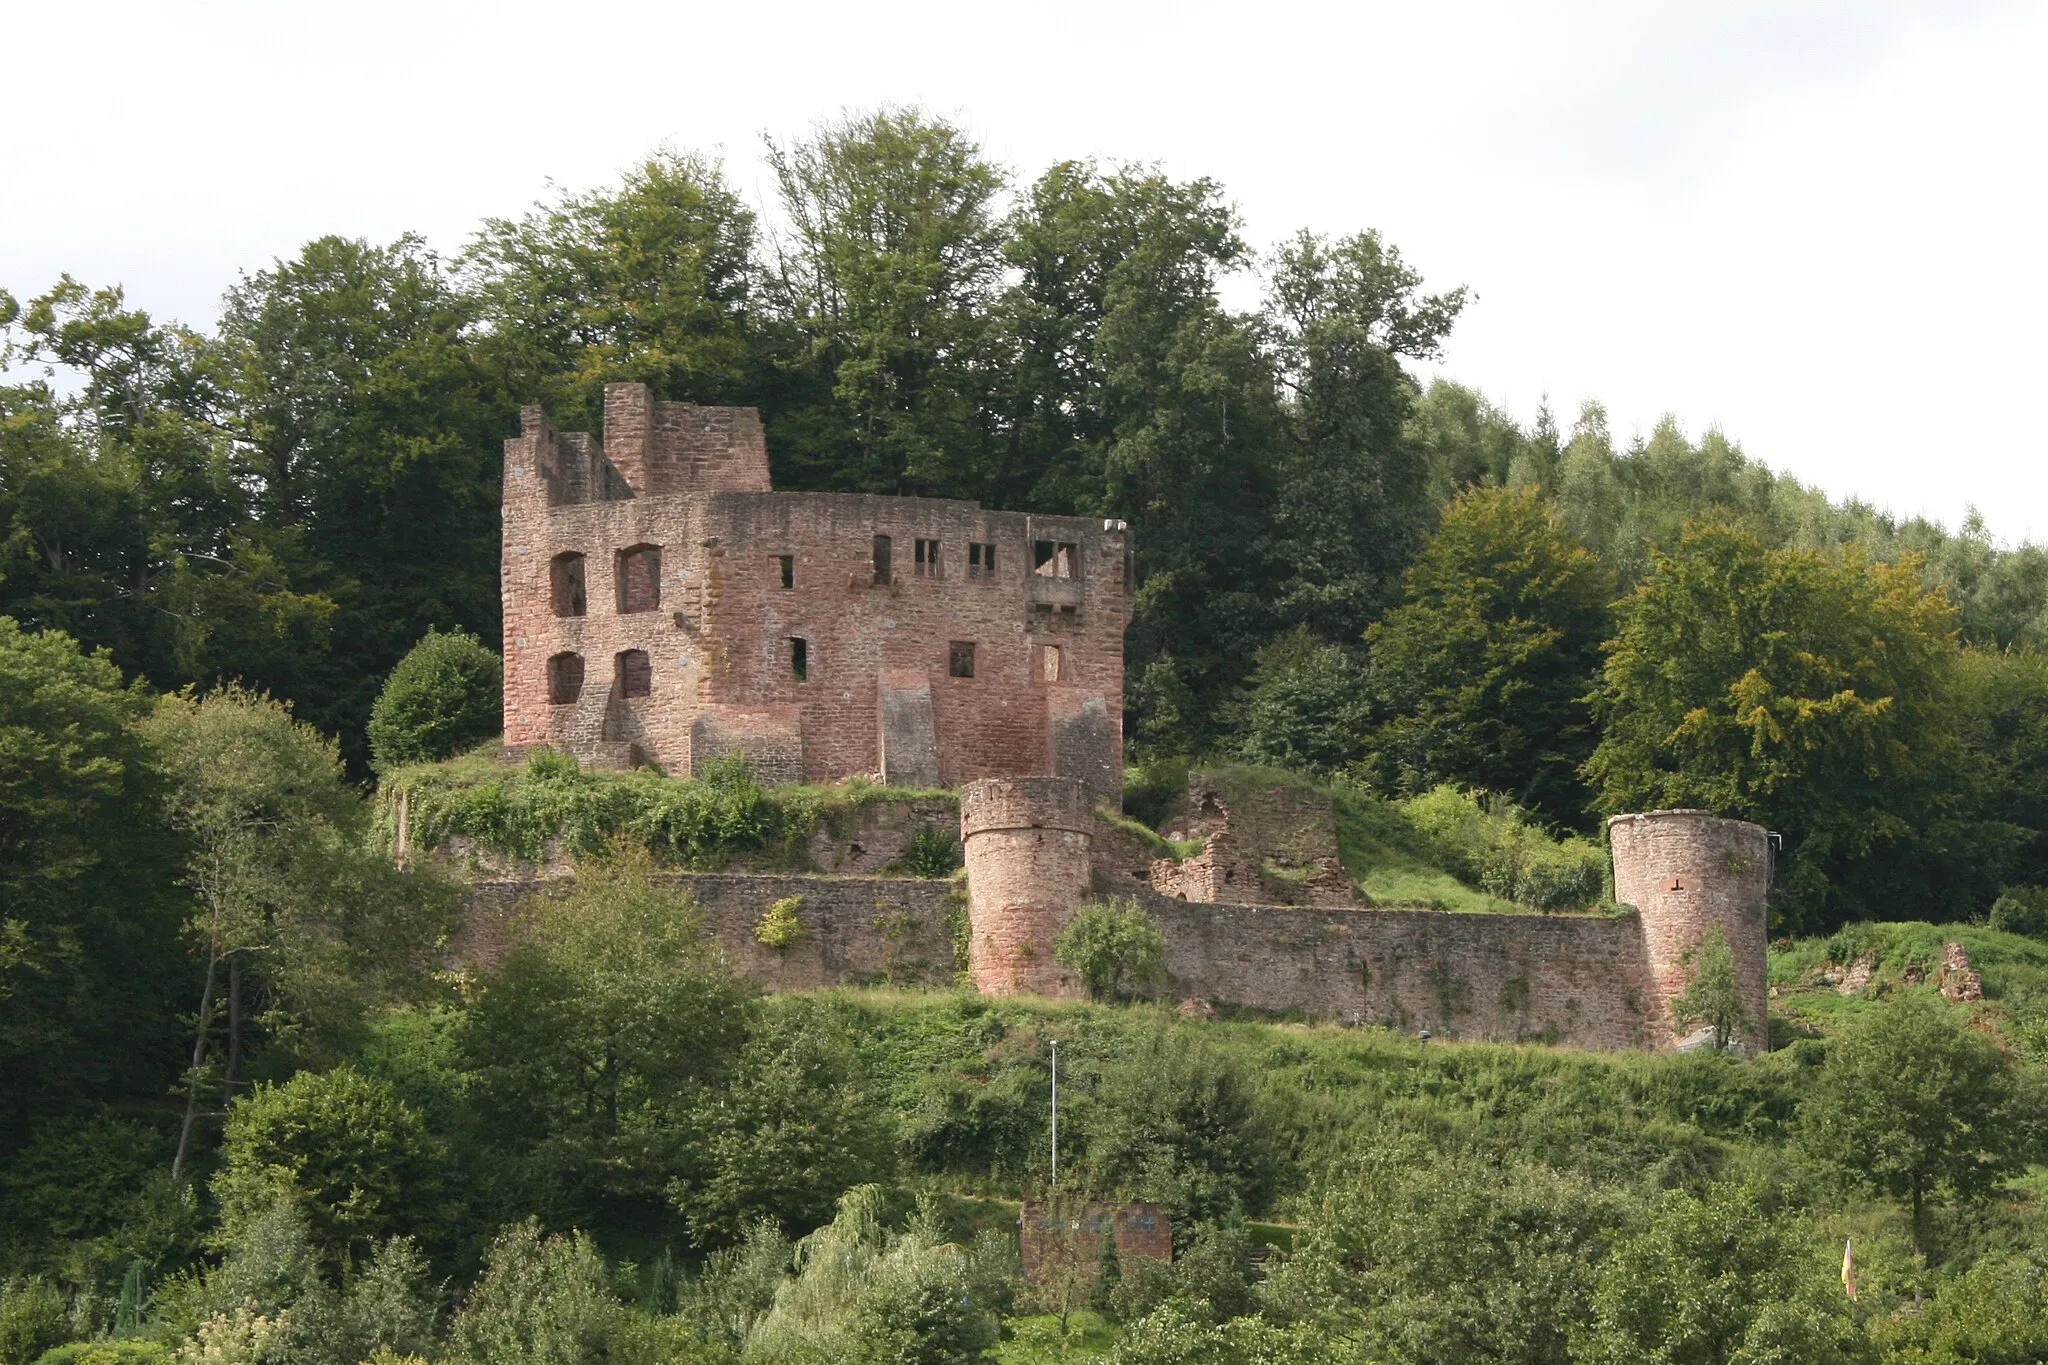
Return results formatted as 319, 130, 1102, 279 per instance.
1049, 1039, 1059, 1189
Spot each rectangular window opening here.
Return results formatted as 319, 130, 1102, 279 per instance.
617, 545, 662, 613
1033, 540, 1077, 579
790, 636, 808, 682
1040, 644, 1064, 683
948, 641, 976, 679
968, 542, 995, 579
914, 538, 940, 578
779, 555, 794, 590
616, 649, 652, 698
873, 534, 892, 585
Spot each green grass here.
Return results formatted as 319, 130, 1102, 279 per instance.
1330, 785, 1527, 912
995, 1311, 1116, 1361
1767, 920, 2048, 1033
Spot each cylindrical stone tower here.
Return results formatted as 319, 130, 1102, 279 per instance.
1608, 809, 1772, 1052
960, 777, 1094, 996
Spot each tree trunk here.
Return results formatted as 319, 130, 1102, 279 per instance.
172, 937, 221, 1180
224, 952, 243, 1106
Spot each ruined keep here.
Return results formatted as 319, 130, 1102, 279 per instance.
501, 384, 1127, 800
487, 384, 1775, 1051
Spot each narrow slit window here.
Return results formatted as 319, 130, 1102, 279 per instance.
550, 552, 587, 617
915, 538, 940, 578
948, 641, 976, 679
779, 555, 794, 590
968, 542, 996, 579
547, 652, 584, 704
872, 534, 892, 585
617, 544, 662, 613
616, 649, 652, 698
790, 636, 808, 682
1040, 644, 1064, 683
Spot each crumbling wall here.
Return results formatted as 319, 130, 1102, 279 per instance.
455, 872, 958, 989
1149, 771, 1360, 908
1145, 890, 1660, 1048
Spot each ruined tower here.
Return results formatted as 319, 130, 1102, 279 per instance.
959, 776, 1095, 995
1608, 809, 1772, 1051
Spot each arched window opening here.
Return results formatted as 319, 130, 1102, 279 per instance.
617, 544, 662, 613
550, 552, 587, 617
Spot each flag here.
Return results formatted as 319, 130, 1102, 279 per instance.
1842, 1238, 1856, 1301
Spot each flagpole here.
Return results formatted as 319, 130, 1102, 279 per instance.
1050, 1039, 1059, 1190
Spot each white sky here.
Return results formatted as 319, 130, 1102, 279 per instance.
6, 0, 2043, 539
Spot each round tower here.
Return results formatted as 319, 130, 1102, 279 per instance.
1608, 809, 1772, 1052
959, 777, 1095, 996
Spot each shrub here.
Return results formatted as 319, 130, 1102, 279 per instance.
33, 1343, 175, 1364
447, 1222, 618, 1365
898, 824, 961, 879
1054, 900, 1167, 1001
214, 1066, 440, 1266
1989, 885, 2048, 938
1398, 785, 1603, 909
368, 629, 502, 772
754, 896, 807, 949
0, 1278, 68, 1365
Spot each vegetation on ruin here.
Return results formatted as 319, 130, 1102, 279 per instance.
377, 745, 952, 872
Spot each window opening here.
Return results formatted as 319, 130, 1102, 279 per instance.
616, 649, 652, 698
968, 542, 996, 579
872, 534, 892, 585
790, 636, 808, 682
948, 641, 976, 679
547, 652, 584, 704
1040, 644, 1064, 683
779, 555, 794, 590
550, 552, 587, 617
914, 538, 941, 578
617, 545, 662, 613
1033, 540, 1077, 579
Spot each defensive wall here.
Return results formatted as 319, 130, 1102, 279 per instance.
501, 384, 1127, 802
450, 779, 1770, 1052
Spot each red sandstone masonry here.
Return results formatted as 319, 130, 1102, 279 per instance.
503, 385, 1127, 794
960, 778, 1093, 996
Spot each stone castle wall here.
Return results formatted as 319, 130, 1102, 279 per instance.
502, 385, 1127, 797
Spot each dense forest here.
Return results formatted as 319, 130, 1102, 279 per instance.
7, 107, 2048, 1363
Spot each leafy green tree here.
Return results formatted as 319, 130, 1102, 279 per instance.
213, 1066, 440, 1267
1263, 1148, 1630, 1364
464, 149, 761, 433
1868, 1251, 2048, 1364
0, 619, 186, 1143
1228, 629, 1368, 775
448, 1222, 619, 1365
462, 853, 751, 1220
1263, 229, 1466, 645
1796, 994, 2024, 1249
674, 999, 894, 1246
1054, 898, 1167, 1002
217, 234, 507, 765
764, 108, 1007, 496
142, 686, 450, 1174
367, 629, 502, 771
1576, 1184, 1861, 1365
1585, 522, 1960, 927
1366, 485, 1612, 827
1668, 926, 1752, 1052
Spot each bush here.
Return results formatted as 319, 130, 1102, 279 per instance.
447, 1222, 618, 1365
368, 629, 502, 772
1054, 899, 1167, 1001
754, 896, 807, 949
1990, 885, 2048, 938
0, 1278, 68, 1365
32, 1343, 174, 1364
897, 825, 961, 879
214, 1066, 440, 1266
1399, 785, 1604, 909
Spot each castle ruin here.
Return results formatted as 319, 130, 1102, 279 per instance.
490, 389, 1771, 1052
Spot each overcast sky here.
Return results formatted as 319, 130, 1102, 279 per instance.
7, 1, 2043, 539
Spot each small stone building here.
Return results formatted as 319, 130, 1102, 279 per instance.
500, 384, 1128, 801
